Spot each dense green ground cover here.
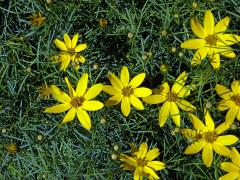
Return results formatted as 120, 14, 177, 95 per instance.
0, 0, 240, 179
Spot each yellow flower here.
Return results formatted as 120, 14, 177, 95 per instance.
216, 80, 240, 124
219, 148, 240, 180
28, 12, 46, 26
53, 33, 87, 71
38, 83, 52, 99
119, 142, 165, 180
99, 18, 108, 27
44, 73, 103, 130
182, 110, 238, 167
181, 10, 240, 69
4, 143, 18, 154
143, 71, 196, 127
103, 66, 152, 117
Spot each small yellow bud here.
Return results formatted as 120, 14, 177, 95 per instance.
161, 30, 167, 36
174, 14, 179, 18
128, 32, 134, 38
2, 128, 6, 133
113, 144, 119, 151
93, 63, 99, 70
171, 47, 177, 53
178, 52, 184, 57
46, 0, 53, 4
192, 2, 198, 9
111, 153, 118, 160
160, 64, 168, 73
26, 67, 32, 73
141, 53, 148, 60
100, 117, 107, 124
206, 102, 212, 109
99, 18, 108, 27
37, 135, 43, 141
231, 123, 237, 130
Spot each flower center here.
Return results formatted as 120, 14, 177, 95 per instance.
70, 97, 85, 108
137, 158, 147, 167
205, 34, 218, 46
203, 132, 218, 143
68, 48, 75, 55
194, 133, 203, 141
166, 92, 178, 102
122, 86, 134, 97
231, 95, 240, 106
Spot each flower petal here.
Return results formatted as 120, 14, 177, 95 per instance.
204, 10, 215, 35
202, 143, 213, 167
82, 100, 104, 111
134, 167, 141, 180
215, 135, 239, 146
212, 143, 232, 157
231, 80, 240, 95
76, 73, 88, 96
44, 103, 71, 113
105, 95, 123, 106
172, 71, 188, 91
121, 97, 131, 117
219, 172, 240, 180
75, 44, 87, 52
169, 102, 181, 127
191, 47, 209, 66
176, 99, 196, 112
177, 86, 191, 98
120, 66, 129, 87
129, 95, 144, 110
184, 141, 206, 154
204, 110, 215, 131
84, 83, 103, 100
133, 87, 152, 97
137, 142, 148, 159
54, 38, 68, 51
51, 85, 71, 103
218, 100, 232, 111
181, 39, 205, 49
218, 34, 240, 45
76, 108, 91, 130
220, 162, 240, 173
108, 72, 123, 90
60, 54, 71, 71
142, 94, 166, 104
214, 16, 230, 34
181, 129, 196, 140
63, 33, 71, 49
159, 101, 170, 127
143, 166, 160, 180
129, 73, 146, 89
208, 49, 220, 69
232, 148, 240, 166
215, 123, 230, 134
190, 19, 206, 38
147, 161, 165, 171
215, 84, 233, 100
226, 106, 239, 124
65, 77, 76, 97
103, 85, 121, 95
188, 113, 207, 132
145, 148, 160, 161
216, 44, 236, 58
71, 33, 79, 49
61, 108, 76, 124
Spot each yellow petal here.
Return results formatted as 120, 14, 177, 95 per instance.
180, 39, 205, 49
105, 95, 123, 106
129, 95, 144, 110
159, 101, 170, 127
120, 66, 129, 87
54, 38, 68, 51
173, 71, 188, 88
214, 16, 230, 34
143, 166, 160, 180
215, 84, 233, 100
204, 110, 215, 131
159, 82, 170, 94
76, 73, 88, 96
51, 85, 71, 103
103, 85, 121, 95
145, 148, 160, 161
82, 100, 104, 111
76, 108, 91, 130
65, 77, 76, 97
204, 10, 215, 35
232, 148, 240, 166
108, 72, 123, 90
44, 103, 71, 113
226, 106, 239, 124
218, 34, 240, 45
215, 123, 230, 134
208, 49, 220, 69
142, 94, 166, 104
84, 83, 103, 100
61, 108, 76, 124
137, 142, 148, 159
220, 162, 240, 172
188, 113, 207, 132
75, 44, 87, 52
129, 73, 146, 88
147, 161, 165, 171
71, 33, 79, 49
190, 19, 206, 38
216, 44, 236, 58
191, 47, 209, 66
121, 97, 131, 117
176, 99, 196, 112
215, 135, 239, 146
237, 110, 240, 121
181, 128, 196, 140
231, 80, 240, 95
218, 100, 232, 111
134, 167, 141, 180
133, 87, 152, 97
169, 102, 180, 127
184, 141, 206, 154
60, 54, 71, 71
212, 143, 232, 157
202, 143, 213, 167
76, 56, 86, 63
63, 33, 71, 49
219, 172, 240, 180
177, 86, 191, 98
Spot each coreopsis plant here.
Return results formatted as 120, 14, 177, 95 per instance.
53, 33, 87, 71
143, 71, 196, 127
181, 10, 240, 69
103, 66, 152, 117
44, 73, 103, 130
119, 142, 165, 180
219, 148, 240, 180
38, 83, 52, 99
28, 12, 45, 26
215, 80, 240, 124
181, 110, 239, 167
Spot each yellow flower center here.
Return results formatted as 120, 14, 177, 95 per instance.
137, 158, 147, 167
203, 132, 218, 143
166, 92, 178, 102
70, 97, 85, 108
194, 133, 203, 141
122, 86, 134, 97
68, 48, 75, 55
231, 95, 240, 106
205, 34, 218, 46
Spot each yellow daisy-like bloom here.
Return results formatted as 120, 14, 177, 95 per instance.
38, 83, 52, 99
181, 10, 240, 69
216, 80, 240, 124
28, 12, 46, 26
53, 33, 87, 71
4, 143, 18, 154
103, 66, 152, 117
119, 142, 165, 180
143, 71, 196, 127
182, 110, 239, 167
219, 148, 240, 180
44, 73, 103, 130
